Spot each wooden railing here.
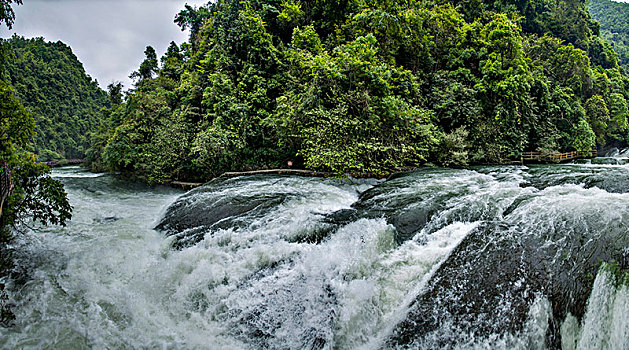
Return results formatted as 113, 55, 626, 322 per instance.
521, 149, 598, 163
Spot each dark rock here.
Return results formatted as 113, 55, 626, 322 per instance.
521, 164, 629, 194
349, 168, 475, 244
387, 222, 543, 347
93, 216, 121, 224
387, 194, 629, 348
591, 157, 620, 165
156, 176, 300, 249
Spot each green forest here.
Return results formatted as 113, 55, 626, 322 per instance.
86, 0, 629, 182
589, 0, 629, 74
4, 36, 108, 161
0, 0, 72, 323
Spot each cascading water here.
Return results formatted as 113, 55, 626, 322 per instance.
560, 263, 629, 350
0, 164, 627, 349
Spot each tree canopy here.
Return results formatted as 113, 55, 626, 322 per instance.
589, 0, 629, 74
88, 0, 629, 182
0, 0, 20, 30
0, 0, 72, 324
4, 36, 109, 161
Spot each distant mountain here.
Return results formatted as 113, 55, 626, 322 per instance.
589, 0, 629, 72
4, 36, 108, 160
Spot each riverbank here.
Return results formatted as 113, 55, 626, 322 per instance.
43, 159, 85, 168
167, 167, 420, 190
86, 148, 606, 191
166, 151, 601, 190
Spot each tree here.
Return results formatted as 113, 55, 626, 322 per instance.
5, 36, 109, 160
588, 36, 618, 70
160, 41, 184, 80
585, 95, 610, 146
1, 0, 72, 324
572, 118, 596, 151
175, 4, 211, 49
130, 46, 159, 83
90, 0, 629, 181
607, 92, 629, 141
589, 0, 629, 72
1, 2, 71, 233
472, 14, 532, 161
273, 34, 439, 173
107, 82, 124, 105
0, 0, 20, 29
527, 34, 593, 98
0, 6, 72, 230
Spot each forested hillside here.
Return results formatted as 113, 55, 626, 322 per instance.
589, 0, 629, 73
4, 36, 108, 161
1, 0, 72, 323
90, 0, 629, 182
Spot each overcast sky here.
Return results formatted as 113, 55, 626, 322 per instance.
0, 0, 209, 90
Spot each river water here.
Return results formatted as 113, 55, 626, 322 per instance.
0, 163, 627, 349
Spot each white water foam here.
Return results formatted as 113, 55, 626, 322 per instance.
561, 267, 629, 350
3, 166, 629, 349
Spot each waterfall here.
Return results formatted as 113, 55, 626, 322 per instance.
1, 164, 627, 349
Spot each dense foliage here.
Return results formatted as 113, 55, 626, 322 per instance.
4, 36, 108, 161
0, 0, 72, 325
589, 0, 629, 74
90, 0, 629, 181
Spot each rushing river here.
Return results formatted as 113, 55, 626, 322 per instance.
0, 163, 628, 349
